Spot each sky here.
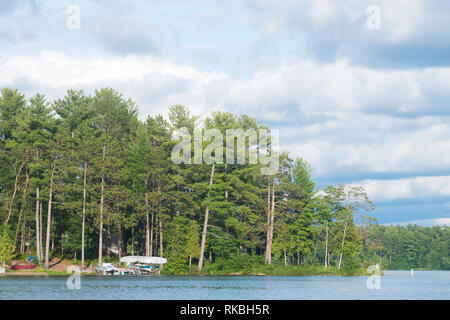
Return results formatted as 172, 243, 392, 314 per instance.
1, 0, 449, 226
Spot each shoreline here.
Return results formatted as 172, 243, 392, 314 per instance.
3, 268, 444, 277
1, 270, 372, 277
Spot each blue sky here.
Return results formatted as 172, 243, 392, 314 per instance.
1, 0, 450, 226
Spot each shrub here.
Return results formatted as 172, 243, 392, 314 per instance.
163, 255, 189, 275
0, 229, 15, 266
209, 254, 264, 274
341, 254, 362, 275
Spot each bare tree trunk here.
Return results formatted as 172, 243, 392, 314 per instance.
98, 144, 106, 266
159, 217, 163, 257
268, 180, 276, 265
284, 249, 287, 266
131, 227, 135, 255
324, 220, 329, 269
35, 186, 40, 262
44, 163, 56, 269
154, 217, 158, 256
265, 180, 271, 264
5, 162, 24, 225
20, 221, 25, 254
198, 163, 215, 271
106, 227, 111, 257
39, 202, 43, 261
327, 248, 331, 267
81, 161, 87, 269
150, 213, 154, 256
51, 225, 54, 251
338, 197, 352, 269
145, 192, 150, 256
14, 170, 29, 247
26, 223, 31, 252
338, 220, 349, 270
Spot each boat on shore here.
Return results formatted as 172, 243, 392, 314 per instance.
10, 264, 36, 270
95, 256, 167, 276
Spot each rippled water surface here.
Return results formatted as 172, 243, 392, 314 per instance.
1, 271, 449, 300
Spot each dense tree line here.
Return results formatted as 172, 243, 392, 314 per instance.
361, 224, 449, 270
0, 87, 448, 273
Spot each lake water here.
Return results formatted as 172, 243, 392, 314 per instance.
0, 271, 449, 300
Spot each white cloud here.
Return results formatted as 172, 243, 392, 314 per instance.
0, 50, 226, 117
355, 176, 450, 202
284, 114, 450, 177
2, 51, 450, 178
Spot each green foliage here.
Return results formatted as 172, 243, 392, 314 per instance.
0, 228, 15, 265
206, 254, 264, 274
185, 220, 200, 264
361, 224, 449, 270
1, 86, 446, 276
163, 255, 189, 275
341, 254, 361, 275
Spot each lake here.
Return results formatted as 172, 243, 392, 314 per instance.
0, 271, 449, 300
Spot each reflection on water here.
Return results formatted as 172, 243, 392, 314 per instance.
0, 271, 448, 300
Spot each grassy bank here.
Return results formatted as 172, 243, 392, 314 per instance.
1, 267, 96, 276
169, 265, 369, 276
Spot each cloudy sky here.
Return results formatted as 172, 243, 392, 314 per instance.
1, 0, 450, 226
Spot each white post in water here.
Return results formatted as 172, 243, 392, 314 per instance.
411, 268, 414, 276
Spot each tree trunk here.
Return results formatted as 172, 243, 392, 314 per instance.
267, 180, 276, 265
324, 220, 329, 269
98, 144, 106, 266
131, 227, 135, 255
5, 162, 24, 225
284, 249, 287, 266
26, 223, 31, 252
14, 170, 29, 248
338, 220, 349, 270
265, 180, 272, 264
20, 221, 25, 254
145, 192, 150, 256
150, 213, 154, 256
198, 163, 215, 272
159, 216, 163, 257
106, 227, 111, 257
154, 218, 158, 256
338, 198, 352, 270
39, 202, 43, 261
118, 221, 122, 260
44, 162, 56, 269
81, 161, 87, 269
35, 186, 40, 262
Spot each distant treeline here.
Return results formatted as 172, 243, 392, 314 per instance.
0, 87, 448, 274
361, 224, 449, 270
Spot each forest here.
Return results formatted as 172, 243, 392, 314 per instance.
0, 87, 448, 274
